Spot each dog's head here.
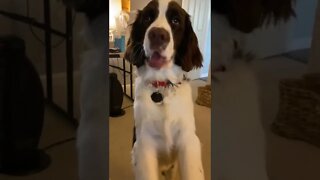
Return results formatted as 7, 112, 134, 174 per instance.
125, 0, 203, 72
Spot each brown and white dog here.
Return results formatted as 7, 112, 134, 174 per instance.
212, 1, 295, 180
212, 0, 296, 74
125, 0, 204, 179
62, 1, 108, 180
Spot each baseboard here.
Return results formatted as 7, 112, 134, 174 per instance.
286, 37, 312, 52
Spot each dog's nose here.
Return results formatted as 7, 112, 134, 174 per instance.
148, 27, 170, 50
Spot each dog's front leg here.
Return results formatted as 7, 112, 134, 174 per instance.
177, 133, 205, 180
162, 163, 178, 180
132, 138, 159, 180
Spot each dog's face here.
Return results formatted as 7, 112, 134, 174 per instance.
125, 0, 203, 72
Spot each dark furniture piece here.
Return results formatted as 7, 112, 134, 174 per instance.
0, 0, 76, 126
0, 35, 50, 175
109, 52, 134, 101
109, 73, 125, 117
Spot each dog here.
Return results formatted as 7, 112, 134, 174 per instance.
212, 1, 295, 180
212, 13, 270, 180
62, 0, 108, 180
125, 0, 205, 179
212, 0, 296, 73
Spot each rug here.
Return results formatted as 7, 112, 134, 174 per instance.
272, 73, 320, 147
196, 85, 211, 108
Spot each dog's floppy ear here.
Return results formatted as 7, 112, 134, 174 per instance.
124, 11, 146, 68
175, 14, 203, 72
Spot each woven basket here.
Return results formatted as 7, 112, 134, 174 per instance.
196, 85, 211, 108
272, 73, 320, 147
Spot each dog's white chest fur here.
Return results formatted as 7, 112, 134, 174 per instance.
134, 75, 195, 158
131, 66, 205, 180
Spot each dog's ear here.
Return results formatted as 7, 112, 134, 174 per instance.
175, 14, 203, 72
124, 11, 146, 67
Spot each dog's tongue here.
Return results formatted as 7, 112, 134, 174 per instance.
148, 52, 166, 69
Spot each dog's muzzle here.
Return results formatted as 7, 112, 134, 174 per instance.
147, 27, 170, 69
148, 27, 170, 51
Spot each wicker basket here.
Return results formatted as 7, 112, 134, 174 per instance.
196, 85, 211, 108
272, 73, 320, 147
303, 73, 320, 85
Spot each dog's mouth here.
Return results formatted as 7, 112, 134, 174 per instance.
147, 51, 167, 70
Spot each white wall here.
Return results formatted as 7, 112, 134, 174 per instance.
130, 0, 182, 11
244, 0, 318, 58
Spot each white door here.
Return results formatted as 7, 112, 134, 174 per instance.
182, 0, 211, 80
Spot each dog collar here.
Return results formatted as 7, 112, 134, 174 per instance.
150, 80, 181, 103
149, 74, 189, 104
150, 74, 189, 89
151, 80, 180, 88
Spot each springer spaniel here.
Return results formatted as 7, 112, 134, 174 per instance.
125, 0, 205, 179
62, 0, 108, 179
212, 0, 296, 74
212, 1, 295, 180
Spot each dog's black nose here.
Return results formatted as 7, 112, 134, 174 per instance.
148, 27, 170, 50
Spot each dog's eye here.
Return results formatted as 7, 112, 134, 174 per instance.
171, 17, 180, 25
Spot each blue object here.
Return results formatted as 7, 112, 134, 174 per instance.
114, 35, 126, 52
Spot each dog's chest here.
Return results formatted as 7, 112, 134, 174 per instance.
134, 79, 194, 150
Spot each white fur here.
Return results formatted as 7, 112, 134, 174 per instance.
212, 13, 269, 180
212, 14, 245, 70
132, 1, 204, 180
132, 65, 204, 180
77, 13, 108, 180
213, 61, 269, 180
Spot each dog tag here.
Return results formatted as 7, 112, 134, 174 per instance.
151, 92, 163, 103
